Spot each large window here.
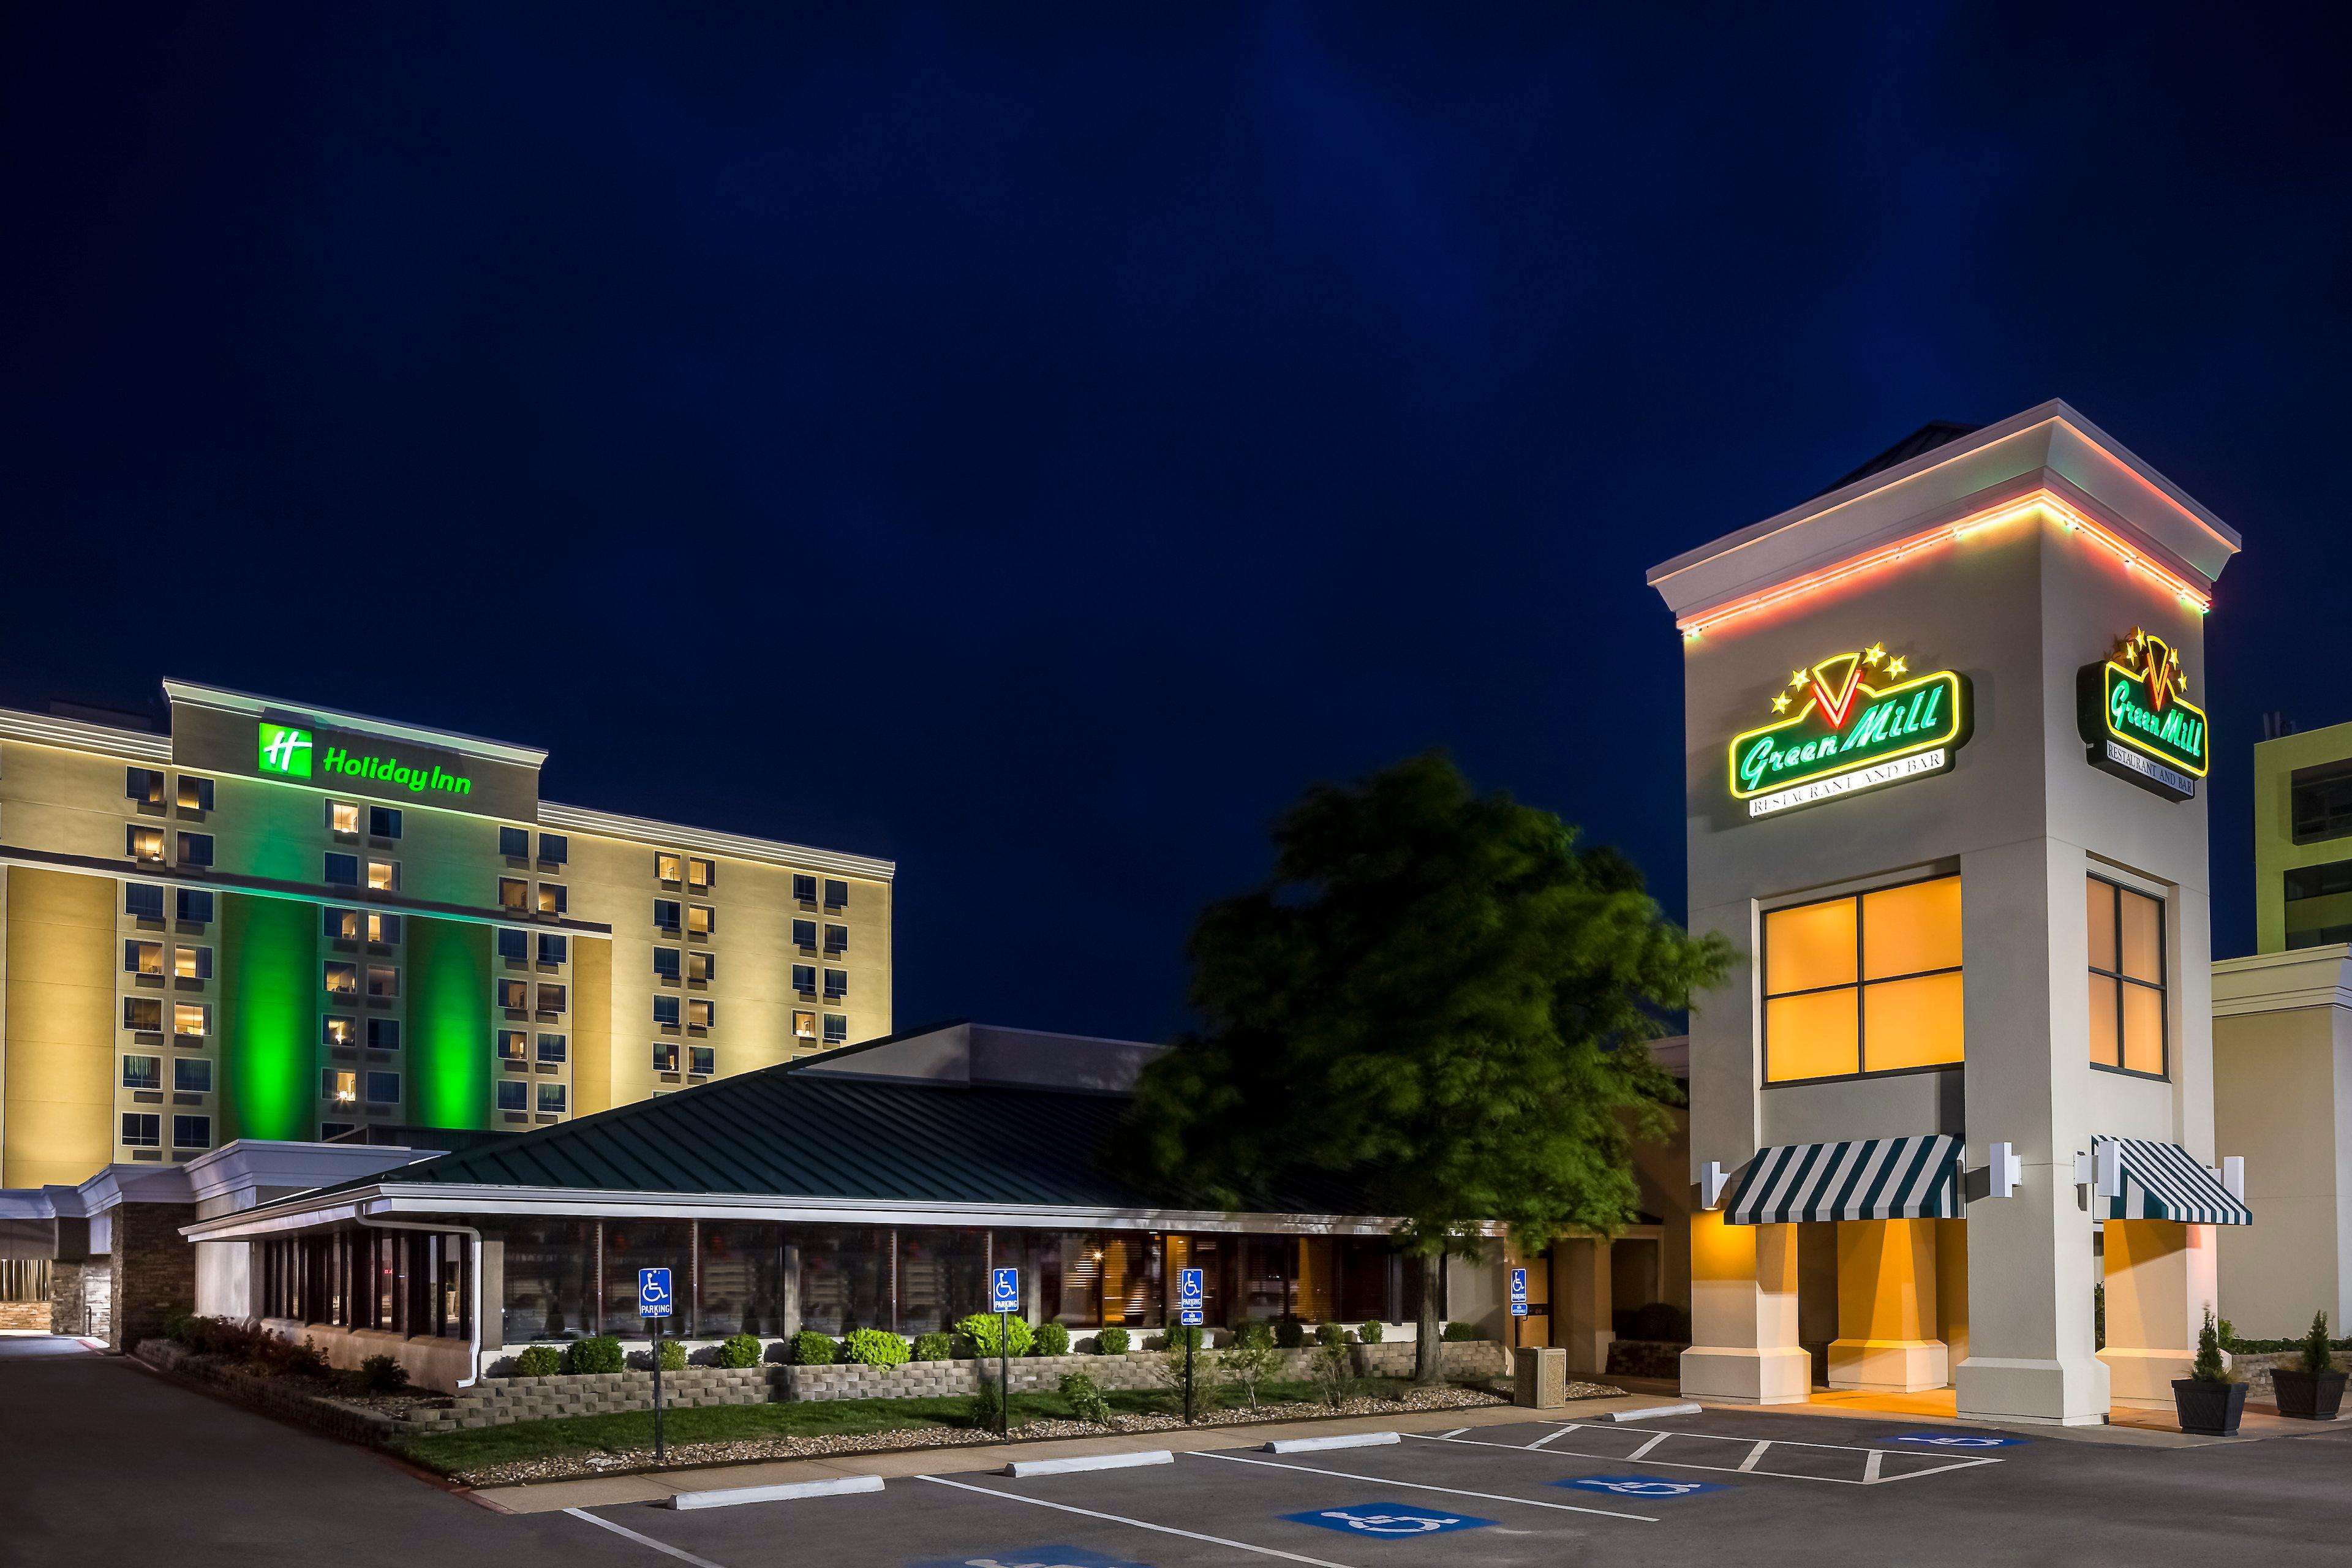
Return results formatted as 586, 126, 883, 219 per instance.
699, 1223, 784, 1338
600, 1222, 690, 1328
499, 1219, 594, 1341
1763, 875, 1963, 1083
2088, 874, 2166, 1077
2292, 761, 2352, 845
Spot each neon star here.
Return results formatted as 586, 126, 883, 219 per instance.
1863, 643, 1886, 665
1886, 656, 1907, 678
1771, 692, 1790, 714
1790, 669, 1809, 689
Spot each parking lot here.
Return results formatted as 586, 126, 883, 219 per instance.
556, 1407, 2352, 1568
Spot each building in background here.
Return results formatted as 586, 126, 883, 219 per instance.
0, 680, 892, 1189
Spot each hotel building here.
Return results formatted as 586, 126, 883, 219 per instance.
0, 681, 894, 1190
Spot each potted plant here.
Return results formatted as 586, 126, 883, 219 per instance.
2271, 1311, 2346, 1422
2172, 1306, 2246, 1436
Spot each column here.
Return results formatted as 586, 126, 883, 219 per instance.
2099, 1219, 2220, 1408
1553, 1236, 1615, 1376
1828, 1218, 1948, 1391
1679, 1210, 1809, 1403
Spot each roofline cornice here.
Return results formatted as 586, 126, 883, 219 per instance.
162, 680, 550, 768
536, 801, 895, 881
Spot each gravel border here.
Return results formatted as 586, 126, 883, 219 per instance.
437, 1381, 1621, 1488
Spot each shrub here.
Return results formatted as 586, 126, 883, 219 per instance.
1309, 1340, 1355, 1408
958, 1313, 1035, 1359
1034, 1322, 1071, 1357
164, 1313, 197, 1348
1094, 1327, 1130, 1355
654, 1339, 687, 1372
1313, 1322, 1346, 1348
791, 1330, 838, 1366
1357, 1319, 1385, 1345
715, 1334, 763, 1370
1441, 1321, 1484, 1343
1152, 1342, 1218, 1413
1229, 1321, 1273, 1351
360, 1354, 410, 1394
279, 1338, 331, 1379
969, 1379, 1005, 1432
513, 1346, 562, 1378
2301, 1311, 2336, 1376
843, 1328, 911, 1369
565, 1336, 625, 1375
1273, 1317, 1306, 1349
2190, 1306, 2228, 1384
1059, 1371, 1112, 1425
1161, 1324, 1204, 1354
910, 1332, 955, 1362
1221, 1335, 1281, 1409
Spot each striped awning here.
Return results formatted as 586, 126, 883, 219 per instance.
1727, 1135, 1961, 1226
2094, 1137, 2252, 1226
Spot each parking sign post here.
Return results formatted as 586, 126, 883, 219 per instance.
1177, 1267, 1204, 1425
991, 1266, 1019, 1438
639, 1267, 673, 1462
1509, 1267, 1528, 1357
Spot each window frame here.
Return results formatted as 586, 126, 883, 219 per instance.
1759, 871, 1964, 1088
2087, 871, 2170, 1082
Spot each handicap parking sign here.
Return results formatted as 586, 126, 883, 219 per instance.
991, 1267, 1021, 1313
1509, 1267, 1528, 1317
1177, 1267, 1204, 1310
1556, 1474, 1727, 1499
1885, 1432, 2026, 1448
912, 1548, 1152, 1568
637, 1267, 671, 1319
1283, 1502, 1495, 1537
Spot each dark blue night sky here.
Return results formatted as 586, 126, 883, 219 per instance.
4, 6, 2346, 1039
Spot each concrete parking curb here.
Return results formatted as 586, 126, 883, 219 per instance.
1002, 1450, 1173, 1477
668, 1475, 884, 1509
1262, 1431, 1400, 1453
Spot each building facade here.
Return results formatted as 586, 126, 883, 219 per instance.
1650, 402, 2252, 1423
0, 681, 892, 1189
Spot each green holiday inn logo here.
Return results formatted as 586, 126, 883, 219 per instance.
255, 720, 472, 797
1728, 642, 1972, 818
257, 722, 313, 778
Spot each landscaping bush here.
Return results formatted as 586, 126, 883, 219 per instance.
2190, 1307, 2229, 1384
1034, 1322, 1071, 1357
969, 1378, 1005, 1432
1309, 1340, 1355, 1407
843, 1329, 911, 1369
1440, 1321, 1485, 1343
791, 1330, 838, 1366
1357, 1319, 1385, 1345
1221, 1334, 1280, 1408
715, 1334, 763, 1370
1059, 1371, 1112, 1424
279, 1338, 331, 1379
910, 1332, 955, 1362
164, 1313, 197, 1348
513, 1346, 562, 1378
1161, 1324, 1204, 1354
1093, 1327, 1130, 1355
360, 1354, 410, 1394
957, 1313, 1035, 1359
1273, 1317, 1306, 1349
1229, 1321, 1273, 1352
565, 1336, 625, 1374
655, 1339, 687, 1372
2301, 1311, 2337, 1376
1313, 1322, 1346, 1348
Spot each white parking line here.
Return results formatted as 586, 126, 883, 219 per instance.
1864, 1449, 1885, 1484
1409, 1425, 2005, 1487
1624, 1432, 1672, 1461
916, 1474, 1359, 1568
1735, 1441, 1772, 1473
564, 1507, 733, 1568
1524, 1425, 1574, 1450
1189, 1449, 1657, 1523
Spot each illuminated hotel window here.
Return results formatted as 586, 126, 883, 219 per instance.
536, 883, 567, 916
175, 945, 211, 981
687, 999, 713, 1029
688, 951, 714, 982
173, 1003, 209, 1039
793, 873, 818, 905
497, 1030, 528, 1063
366, 1071, 400, 1106
176, 832, 213, 867
499, 878, 529, 912
122, 1055, 162, 1090
176, 888, 212, 923
122, 1114, 160, 1148
824, 879, 848, 912
123, 997, 163, 1033
366, 859, 398, 892
124, 940, 164, 976
794, 1010, 818, 1041
368, 1018, 399, 1051
2088, 875, 2166, 1077
329, 801, 360, 835
1762, 875, 1962, 1084
822, 1012, 847, 1045
537, 1032, 566, 1064
687, 903, 714, 936
369, 806, 401, 839
176, 775, 214, 812
652, 899, 682, 934
689, 1046, 714, 1076
654, 852, 684, 883
687, 857, 714, 889
173, 1115, 212, 1150
368, 912, 401, 944
497, 1080, 527, 1112
126, 768, 165, 807
325, 907, 360, 941
323, 1015, 355, 1047
535, 982, 565, 1013
125, 884, 165, 921
175, 1058, 211, 1093
653, 946, 680, 979
652, 1039, 680, 1072
323, 1068, 357, 1104
324, 854, 360, 888
499, 825, 529, 859
792, 965, 816, 997
499, 978, 529, 1010
126, 826, 165, 862
365, 965, 398, 1000
325, 962, 358, 997
537, 1082, 565, 1114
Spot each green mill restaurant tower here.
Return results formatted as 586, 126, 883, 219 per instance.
0, 681, 894, 1188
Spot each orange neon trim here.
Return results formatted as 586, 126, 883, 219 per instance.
1677, 491, 2212, 641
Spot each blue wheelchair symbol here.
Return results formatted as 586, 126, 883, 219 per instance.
1177, 1267, 1204, 1310
637, 1267, 672, 1319
1556, 1474, 1727, 1498
1283, 1502, 1494, 1537
1886, 1432, 2026, 1448
991, 1266, 1020, 1312
911, 1548, 1152, 1568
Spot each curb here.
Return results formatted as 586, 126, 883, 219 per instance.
670, 1475, 885, 1509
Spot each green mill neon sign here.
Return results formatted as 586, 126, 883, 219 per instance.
256, 722, 475, 797
2077, 630, 2206, 801
1728, 643, 1972, 818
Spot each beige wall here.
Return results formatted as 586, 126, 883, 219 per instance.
2212, 978, 2352, 1338
4, 867, 115, 1187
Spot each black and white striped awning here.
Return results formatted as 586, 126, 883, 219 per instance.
1727, 1135, 1962, 1226
2094, 1137, 2252, 1226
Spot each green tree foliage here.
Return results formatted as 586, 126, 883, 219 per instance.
2192, 1306, 2228, 1383
1035, 1322, 1071, 1357
843, 1328, 911, 1368
654, 1338, 687, 1372
716, 1334, 764, 1369
791, 1330, 837, 1366
958, 1313, 1035, 1358
564, 1336, 625, 1375
512, 1345, 562, 1377
910, 1332, 956, 1362
1058, 1371, 1112, 1423
1093, 1327, 1129, 1354
1131, 753, 1730, 1381
2301, 1311, 2335, 1376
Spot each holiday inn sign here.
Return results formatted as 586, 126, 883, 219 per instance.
1728, 643, 1972, 818
257, 720, 475, 799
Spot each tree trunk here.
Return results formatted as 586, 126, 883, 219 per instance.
1414, 1252, 1443, 1384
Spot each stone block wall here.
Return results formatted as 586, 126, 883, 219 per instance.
109, 1202, 197, 1352
51, 1259, 110, 1340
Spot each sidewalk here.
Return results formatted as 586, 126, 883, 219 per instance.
472, 1390, 1681, 1513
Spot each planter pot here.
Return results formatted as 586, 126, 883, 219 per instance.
2271, 1369, 2347, 1422
2171, 1378, 2248, 1436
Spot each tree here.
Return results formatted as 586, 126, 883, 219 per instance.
1130, 752, 1730, 1382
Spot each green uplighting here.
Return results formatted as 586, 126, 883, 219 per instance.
409, 916, 492, 1130
221, 892, 317, 1141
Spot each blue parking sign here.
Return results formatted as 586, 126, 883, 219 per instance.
638, 1267, 672, 1320
1509, 1267, 1528, 1317
1177, 1267, 1204, 1309
1284, 1503, 1494, 1537
992, 1266, 1020, 1313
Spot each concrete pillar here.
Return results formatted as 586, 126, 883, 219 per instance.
1554, 1236, 1615, 1376
1828, 1218, 1948, 1390
2099, 1219, 2221, 1408
1681, 1211, 1808, 1403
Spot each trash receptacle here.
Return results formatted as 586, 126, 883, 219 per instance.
1515, 1346, 1568, 1409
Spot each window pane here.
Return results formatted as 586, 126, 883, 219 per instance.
2086, 878, 2117, 973
601, 1222, 689, 1327
2122, 984, 2165, 1075
1765, 989, 1858, 1082
1763, 898, 1856, 995
1862, 876, 1961, 979
2087, 974, 2120, 1067
2118, 889, 2161, 983
1863, 972, 1964, 1069
500, 1219, 593, 1341
699, 1223, 782, 1338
